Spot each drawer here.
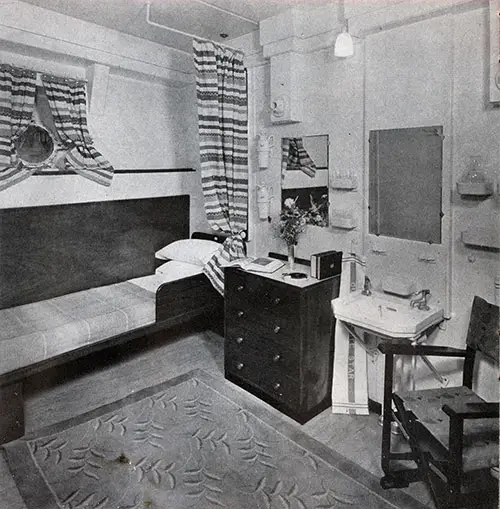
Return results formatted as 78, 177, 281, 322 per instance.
225, 351, 299, 408
225, 352, 259, 385
225, 327, 300, 379
225, 307, 299, 345
258, 370, 299, 408
226, 269, 300, 316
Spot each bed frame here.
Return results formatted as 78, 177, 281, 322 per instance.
155, 231, 225, 333
0, 196, 225, 443
0, 195, 190, 309
0, 196, 227, 374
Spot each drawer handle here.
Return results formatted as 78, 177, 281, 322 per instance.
273, 325, 281, 334
237, 285, 245, 292
237, 310, 245, 318
235, 336, 244, 344
273, 382, 281, 390
236, 362, 244, 370
273, 297, 281, 305
273, 354, 281, 362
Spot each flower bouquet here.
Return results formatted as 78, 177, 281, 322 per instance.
305, 193, 329, 227
279, 197, 307, 269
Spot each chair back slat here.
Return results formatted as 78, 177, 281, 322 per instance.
466, 296, 499, 364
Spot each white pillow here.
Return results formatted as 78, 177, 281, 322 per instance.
155, 260, 203, 279
155, 239, 222, 266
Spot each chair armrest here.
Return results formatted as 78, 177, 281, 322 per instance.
442, 402, 500, 420
378, 343, 467, 357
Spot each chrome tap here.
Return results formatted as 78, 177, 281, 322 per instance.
410, 289, 431, 311
361, 276, 372, 296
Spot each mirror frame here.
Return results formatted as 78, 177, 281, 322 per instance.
281, 134, 329, 227
368, 125, 443, 244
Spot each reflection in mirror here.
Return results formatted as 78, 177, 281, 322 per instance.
281, 134, 329, 227
369, 126, 443, 244
14, 124, 54, 165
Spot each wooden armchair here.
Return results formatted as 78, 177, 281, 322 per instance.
378, 296, 499, 509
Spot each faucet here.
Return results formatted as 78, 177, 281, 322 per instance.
361, 276, 372, 296
410, 289, 431, 311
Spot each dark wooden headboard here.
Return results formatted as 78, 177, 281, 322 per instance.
0, 195, 190, 309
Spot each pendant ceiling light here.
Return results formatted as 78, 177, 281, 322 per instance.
334, 25, 354, 58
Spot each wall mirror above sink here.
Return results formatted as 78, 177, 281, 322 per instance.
281, 134, 329, 227
365, 125, 451, 317
368, 126, 443, 244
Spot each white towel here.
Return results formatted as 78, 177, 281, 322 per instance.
331, 256, 369, 415
331, 320, 369, 415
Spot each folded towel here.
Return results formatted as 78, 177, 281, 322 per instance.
331, 257, 369, 415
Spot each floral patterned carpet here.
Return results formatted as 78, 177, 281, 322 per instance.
4, 370, 428, 509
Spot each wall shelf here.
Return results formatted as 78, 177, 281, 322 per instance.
461, 228, 500, 249
331, 176, 358, 190
457, 181, 494, 196
330, 210, 357, 230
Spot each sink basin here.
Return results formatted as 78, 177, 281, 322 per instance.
332, 291, 444, 338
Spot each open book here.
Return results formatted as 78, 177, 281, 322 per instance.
225, 257, 285, 273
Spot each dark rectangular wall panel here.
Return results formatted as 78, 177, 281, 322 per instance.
369, 126, 443, 244
0, 195, 190, 309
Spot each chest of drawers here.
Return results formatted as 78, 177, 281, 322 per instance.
224, 265, 341, 423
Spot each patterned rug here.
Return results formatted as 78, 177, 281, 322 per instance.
4, 370, 427, 509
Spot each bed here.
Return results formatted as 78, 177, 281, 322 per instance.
0, 196, 224, 443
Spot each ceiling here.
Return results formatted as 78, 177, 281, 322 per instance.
19, 0, 334, 53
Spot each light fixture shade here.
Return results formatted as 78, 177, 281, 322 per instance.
334, 30, 354, 58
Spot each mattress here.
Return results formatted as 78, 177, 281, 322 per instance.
0, 261, 202, 378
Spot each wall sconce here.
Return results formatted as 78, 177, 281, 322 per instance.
334, 24, 354, 58
256, 184, 274, 220
257, 131, 274, 169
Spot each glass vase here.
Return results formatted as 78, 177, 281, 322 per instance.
465, 155, 485, 183
287, 244, 295, 271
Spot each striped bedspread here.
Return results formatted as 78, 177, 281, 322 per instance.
0, 281, 155, 378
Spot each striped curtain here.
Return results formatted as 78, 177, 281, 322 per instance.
41, 75, 113, 186
0, 65, 37, 191
193, 39, 248, 295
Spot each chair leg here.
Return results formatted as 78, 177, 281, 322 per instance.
380, 352, 420, 489
409, 431, 449, 508
394, 404, 462, 509
446, 416, 464, 508
391, 392, 453, 507
420, 460, 453, 509
381, 351, 394, 474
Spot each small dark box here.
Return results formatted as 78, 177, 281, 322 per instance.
310, 250, 342, 279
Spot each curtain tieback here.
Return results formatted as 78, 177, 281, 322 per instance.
223, 230, 247, 259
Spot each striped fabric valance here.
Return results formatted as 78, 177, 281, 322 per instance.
41, 75, 113, 187
0, 65, 37, 191
193, 39, 248, 295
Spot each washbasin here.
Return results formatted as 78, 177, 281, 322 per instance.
332, 291, 444, 338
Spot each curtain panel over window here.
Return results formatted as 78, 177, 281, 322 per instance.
193, 39, 248, 295
41, 75, 114, 187
0, 64, 113, 191
0, 65, 37, 191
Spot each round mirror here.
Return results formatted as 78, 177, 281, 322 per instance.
14, 124, 55, 166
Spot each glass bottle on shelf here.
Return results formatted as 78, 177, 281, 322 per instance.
465, 155, 485, 183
